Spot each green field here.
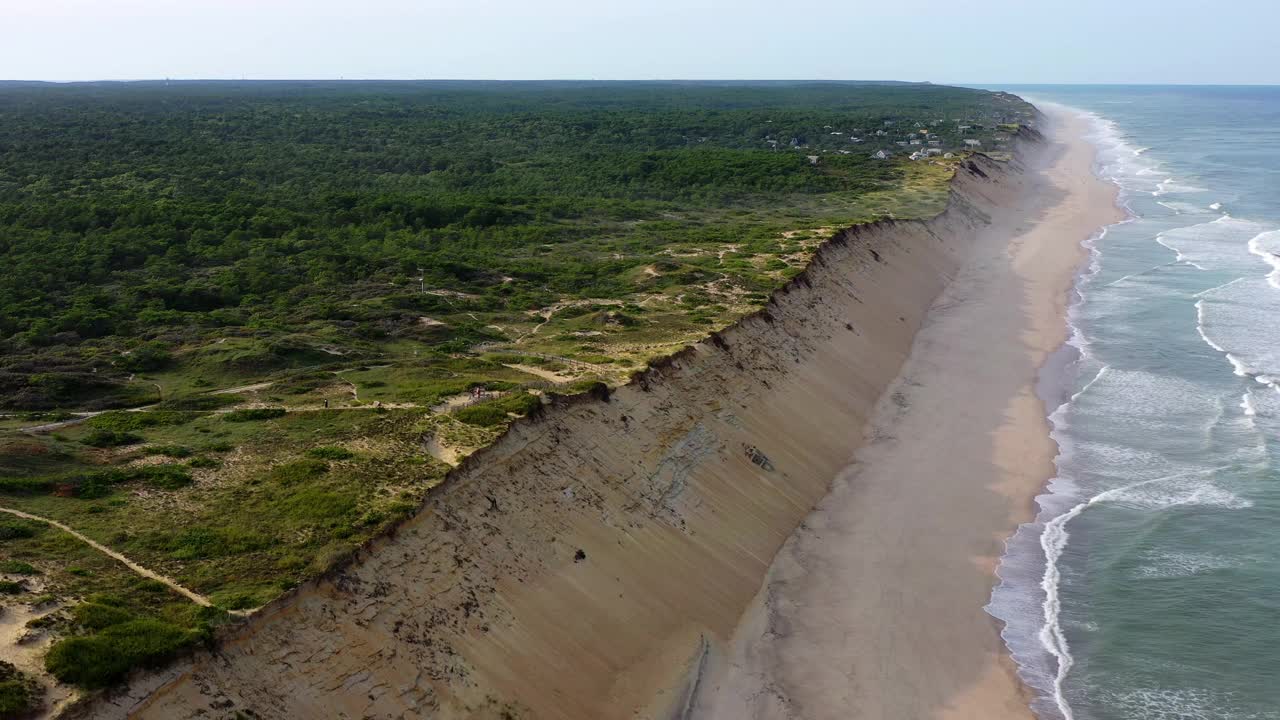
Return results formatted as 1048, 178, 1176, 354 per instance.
0, 79, 1033, 707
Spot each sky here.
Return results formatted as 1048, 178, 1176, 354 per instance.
3, 0, 1278, 85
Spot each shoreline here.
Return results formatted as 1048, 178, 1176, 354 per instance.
692, 106, 1124, 719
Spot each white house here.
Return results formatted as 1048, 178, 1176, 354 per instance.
964, 139, 982, 147
873, 150, 891, 160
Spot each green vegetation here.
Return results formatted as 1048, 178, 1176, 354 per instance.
0, 661, 40, 718
222, 408, 287, 422
0, 81, 1033, 695
454, 392, 543, 427
46, 618, 204, 688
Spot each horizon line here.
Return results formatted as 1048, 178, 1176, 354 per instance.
2, 78, 1279, 87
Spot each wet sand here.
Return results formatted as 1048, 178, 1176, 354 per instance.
693, 106, 1124, 720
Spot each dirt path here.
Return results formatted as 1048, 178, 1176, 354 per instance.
0, 507, 213, 608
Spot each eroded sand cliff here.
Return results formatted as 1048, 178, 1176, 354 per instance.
68, 138, 1042, 720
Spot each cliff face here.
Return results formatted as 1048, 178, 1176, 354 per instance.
71, 149, 1032, 720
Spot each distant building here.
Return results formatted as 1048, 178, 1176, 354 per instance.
927, 140, 941, 146
944, 152, 955, 159
909, 139, 922, 145
806, 155, 820, 165
873, 150, 891, 160
964, 139, 982, 147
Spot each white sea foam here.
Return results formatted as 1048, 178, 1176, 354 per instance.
1155, 215, 1268, 272
1246, 229, 1280, 290
1134, 550, 1240, 579
1153, 177, 1208, 196
1209, 202, 1223, 211
1241, 392, 1257, 417
1198, 275, 1280, 384
1032, 466, 1247, 720
1106, 687, 1245, 720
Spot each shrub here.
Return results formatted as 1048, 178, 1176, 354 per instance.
454, 392, 542, 427
141, 445, 193, 458
305, 446, 354, 461
0, 662, 38, 717
186, 456, 221, 469
0, 520, 41, 541
72, 602, 135, 630
45, 619, 193, 688
166, 527, 271, 560
0, 476, 57, 494
87, 411, 192, 432
153, 394, 239, 411
279, 487, 357, 524
0, 561, 38, 575
222, 408, 286, 422
137, 465, 193, 490
0, 581, 25, 594
267, 459, 328, 485
80, 429, 143, 448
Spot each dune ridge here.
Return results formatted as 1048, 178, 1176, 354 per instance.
68, 130, 1046, 720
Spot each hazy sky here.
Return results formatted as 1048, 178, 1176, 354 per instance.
3, 0, 1277, 84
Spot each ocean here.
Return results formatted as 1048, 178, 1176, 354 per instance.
985, 86, 1280, 720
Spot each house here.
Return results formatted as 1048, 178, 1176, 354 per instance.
909, 139, 922, 145
896, 141, 909, 147
927, 140, 941, 146
958, 124, 972, 132
964, 139, 982, 147
909, 151, 923, 161
944, 152, 955, 159
873, 150, 891, 160
806, 155, 820, 165
925, 148, 943, 156
875, 129, 887, 136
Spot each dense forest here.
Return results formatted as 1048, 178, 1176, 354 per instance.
0, 81, 1032, 409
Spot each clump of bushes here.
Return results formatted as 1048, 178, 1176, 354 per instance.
0, 661, 40, 717
80, 429, 143, 448
87, 411, 193, 432
0, 519, 41, 541
0, 581, 25, 595
50, 465, 196, 499
305, 446, 354, 461
141, 444, 193, 458
0, 560, 38, 575
164, 526, 271, 561
153, 394, 239, 411
44, 618, 196, 688
222, 408, 286, 423
267, 459, 328, 485
453, 392, 542, 427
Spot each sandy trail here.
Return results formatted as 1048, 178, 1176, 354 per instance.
0, 507, 213, 608
694, 108, 1122, 719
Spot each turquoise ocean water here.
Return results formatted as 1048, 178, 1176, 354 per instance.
983, 86, 1280, 720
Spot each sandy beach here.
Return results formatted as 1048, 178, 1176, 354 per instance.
692, 106, 1124, 720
